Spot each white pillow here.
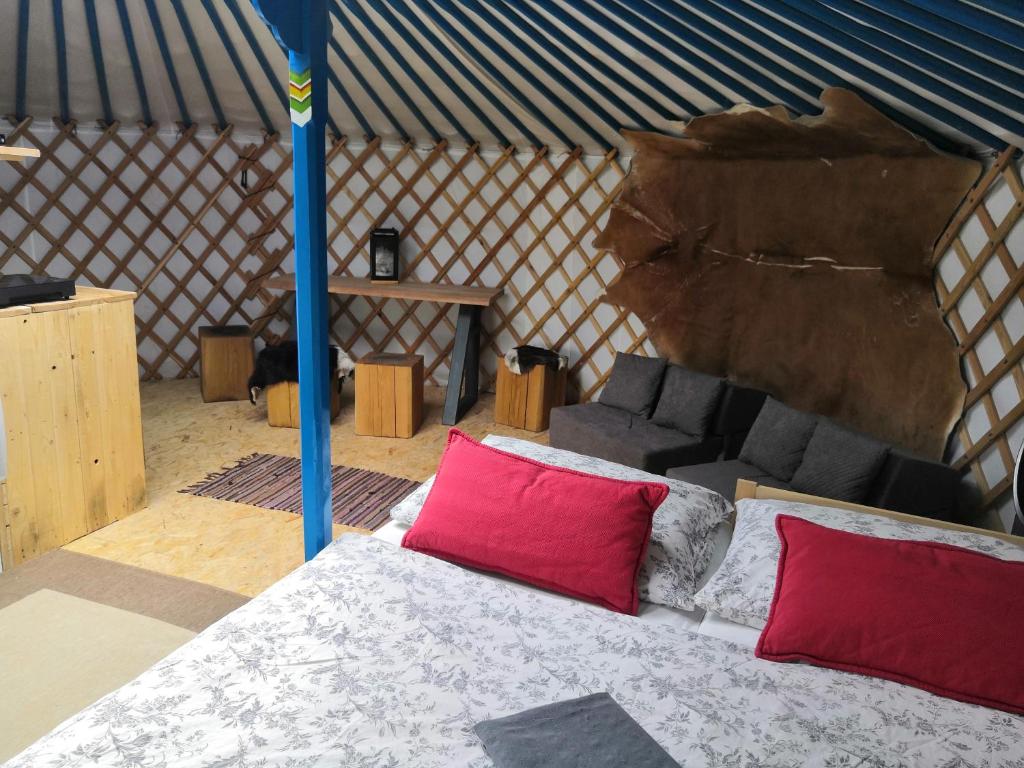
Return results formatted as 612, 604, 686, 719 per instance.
390, 435, 732, 611
694, 498, 1024, 629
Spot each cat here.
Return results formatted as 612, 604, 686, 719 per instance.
503, 345, 566, 375
247, 341, 355, 404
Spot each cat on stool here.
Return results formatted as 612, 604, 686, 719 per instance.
503, 345, 566, 375
247, 341, 356, 404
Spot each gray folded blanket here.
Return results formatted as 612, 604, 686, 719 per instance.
473, 693, 679, 768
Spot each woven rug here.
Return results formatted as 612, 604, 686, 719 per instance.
181, 454, 420, 531
0, 550, 248, 761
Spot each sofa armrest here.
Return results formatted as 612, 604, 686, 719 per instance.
867, 451, 959, 522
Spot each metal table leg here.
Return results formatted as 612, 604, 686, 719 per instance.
443, 304, 481, 425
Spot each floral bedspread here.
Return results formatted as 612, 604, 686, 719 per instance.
9, 535, 1023, 767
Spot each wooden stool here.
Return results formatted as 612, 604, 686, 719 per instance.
199, 325, 254, 402
355, 353, 424, 438
495, 355, 567, 432
266, 380, 342, 428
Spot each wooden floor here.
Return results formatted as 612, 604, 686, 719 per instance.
64, 379, 547, 596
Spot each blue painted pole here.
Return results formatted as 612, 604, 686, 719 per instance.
252, 0, 332, 560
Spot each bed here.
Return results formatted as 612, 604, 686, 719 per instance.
7, 455, 1024, 766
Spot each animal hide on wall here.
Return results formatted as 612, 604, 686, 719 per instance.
595, 88, 980, 459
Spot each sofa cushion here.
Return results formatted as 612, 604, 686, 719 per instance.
738, 398, 817, 481
666, 460, 785, 501
790, 419, 889, 503
598, 353, 666, 417
549, 404, 721, 476
650, 365, 725, 438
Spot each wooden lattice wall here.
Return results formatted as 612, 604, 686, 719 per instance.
0, 118, 652, 400
1, 118, 294, 380
4, 118, 1023, 521
935, 146, 1024, 529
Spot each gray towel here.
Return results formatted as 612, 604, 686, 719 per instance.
473, 693, 679, 768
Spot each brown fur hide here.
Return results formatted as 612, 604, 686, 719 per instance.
595, 89, 980, 459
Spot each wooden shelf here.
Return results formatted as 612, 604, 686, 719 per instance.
0, 146, 41, 162
264, 274, 503, 307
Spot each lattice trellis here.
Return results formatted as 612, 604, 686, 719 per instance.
10, 118, 1019, 518
934, 146, 1024, 523
0, 117, 294, 379
0, 118, 653, 400
247, 137, 654, 398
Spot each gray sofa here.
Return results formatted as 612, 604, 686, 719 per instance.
549, 353, 766, 476
668, 397, 962, 521
550, 353, 962, 522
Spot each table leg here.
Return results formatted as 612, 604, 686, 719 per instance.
443, 304, 481, 426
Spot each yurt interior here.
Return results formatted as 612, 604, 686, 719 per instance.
2, 1, 1024, 765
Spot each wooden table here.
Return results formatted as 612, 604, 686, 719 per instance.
264, 275, 503, 425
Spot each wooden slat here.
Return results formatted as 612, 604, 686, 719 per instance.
2, 286, 136, 315
0, 480, 14, 571
264, 274, 503, 307
0, 146, 41, 161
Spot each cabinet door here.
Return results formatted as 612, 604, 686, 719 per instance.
68, 300, 146, 529
0, 310, 88, 564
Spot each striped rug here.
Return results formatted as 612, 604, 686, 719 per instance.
181, 454, 420, 532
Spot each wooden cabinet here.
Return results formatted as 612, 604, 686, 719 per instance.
0, 287, 146, 568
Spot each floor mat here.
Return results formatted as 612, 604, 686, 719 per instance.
0, 552, 248, 761
181, 453, 420, 531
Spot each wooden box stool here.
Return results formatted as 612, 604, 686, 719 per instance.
199, 325, 254, 402
495, 355, 568, 432
266, 380, 342, 428
355, 353, 424, 438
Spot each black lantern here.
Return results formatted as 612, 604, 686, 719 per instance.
370, 228, 400, 284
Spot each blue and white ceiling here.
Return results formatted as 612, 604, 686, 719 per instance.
2, 1, 1022, 156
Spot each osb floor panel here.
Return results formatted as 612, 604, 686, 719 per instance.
64, 379, 547, 596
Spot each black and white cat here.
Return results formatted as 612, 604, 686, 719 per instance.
503, 345, 566, 375
247, 341, 355, 404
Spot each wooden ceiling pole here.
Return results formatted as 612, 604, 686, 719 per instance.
252, 0, 333, 561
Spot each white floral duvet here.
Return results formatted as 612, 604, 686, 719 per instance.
9, 535, 1024, 768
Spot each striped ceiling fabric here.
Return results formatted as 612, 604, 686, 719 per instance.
1, 1, 1021, 157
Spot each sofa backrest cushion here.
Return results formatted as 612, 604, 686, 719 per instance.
650, 365, 725, 438
790, 419, 890, 503
598, 353, 666, 417
739, 397, 817, 481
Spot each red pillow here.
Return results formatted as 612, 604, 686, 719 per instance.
756, 515, 1024, 714
401, 429, 668, 614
